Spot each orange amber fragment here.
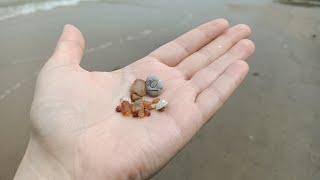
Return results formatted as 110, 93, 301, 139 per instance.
152, 98, 160, 104
132, 102, 144, 113
116, 105, 122, 112
121, 101, 131, 116
132, 112, 139, 118
138, 110, 145, 118
144, 109, 151, 116
143, 100, 153, 110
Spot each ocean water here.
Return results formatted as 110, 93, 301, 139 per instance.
0, 0, 152, 21
0, 0, 83, 21
0, 0, 81, 21
5, 0, 307, 22
0, 0, 319, 22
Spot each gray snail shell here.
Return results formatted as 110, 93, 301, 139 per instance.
146, 76, 163, 97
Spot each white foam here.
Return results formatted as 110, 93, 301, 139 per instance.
125, 29, 153, 41
125, 35, 139, 41
141, 29, 152, 35
0, 82, 24, 101
0, 0, 81, 21
85, 41, 113, 53
0, 56, 45, 66
0, 95, 5, 101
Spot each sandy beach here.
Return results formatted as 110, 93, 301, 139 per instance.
0, 0, 320, 179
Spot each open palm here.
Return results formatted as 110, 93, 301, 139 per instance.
18, 19, 255, 180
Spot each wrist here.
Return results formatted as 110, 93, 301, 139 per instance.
14, 135, 72, 180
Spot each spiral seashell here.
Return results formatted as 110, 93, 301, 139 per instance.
156, 99, 168, 110
146, 75, 164, 97
120, 96, 131, 103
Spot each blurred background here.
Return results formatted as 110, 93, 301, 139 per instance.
0, 0, 319, 179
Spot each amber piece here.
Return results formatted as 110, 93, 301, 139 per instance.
131, 93, 141, 102
131, 102, 144, 113
159, 107, 166, 112
132, 111, 139, 118
151, 104, 156, 109
152, 98, 160, 104
144, 109, 151, 116
143, 100, 153, 110
130, 79, 147, 96
121, 101, 131, 116
116, 105, 122, 112
138, 110, 145, 118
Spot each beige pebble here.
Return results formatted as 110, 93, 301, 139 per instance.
131, 79, 147, 96
131, 93, 142, 102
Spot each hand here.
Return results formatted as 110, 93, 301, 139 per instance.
15, 19, 255, 180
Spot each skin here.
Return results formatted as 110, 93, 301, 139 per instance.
14, 19, 255, 180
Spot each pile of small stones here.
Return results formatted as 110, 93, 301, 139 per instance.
115, 75, 168, 118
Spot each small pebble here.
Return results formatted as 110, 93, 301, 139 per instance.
131, 79, 147, 96
138, 110, 145, 118
131, 93, 142, 102
131, 102, 144, 113
143, 100, 153, 110
132, 112, 139, 118
116, 105, 122, 112
121, 101, 132, 116
145, 109, 151, 116
152, 98, 160, 104
146, 76, 164, 97
252, 72, 260, 76
151, 104, 156, 109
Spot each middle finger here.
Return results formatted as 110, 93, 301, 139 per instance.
176, 24, 251, 79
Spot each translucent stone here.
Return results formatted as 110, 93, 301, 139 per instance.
138, 110, 145, 118
143, 100, 152, 110
121, 101, 131, 116
152, 98, 160, 104
131, 102, 144, 113
116, 105, 122, 112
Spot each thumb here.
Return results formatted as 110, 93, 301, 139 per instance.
50, 24, 85, 65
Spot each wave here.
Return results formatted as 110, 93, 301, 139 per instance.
0, 0, 83, 21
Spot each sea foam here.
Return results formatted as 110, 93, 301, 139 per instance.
0, 0, 82, 21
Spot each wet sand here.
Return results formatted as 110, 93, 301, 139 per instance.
1, 0, 320, 179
